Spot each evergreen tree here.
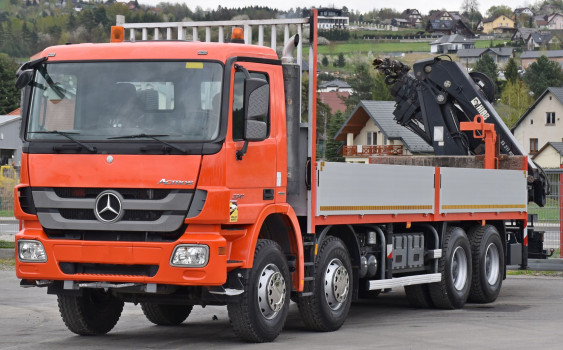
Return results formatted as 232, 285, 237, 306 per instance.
474, 54, 498, 95
336, 53, 345, 68
373, 72, 393, 101
0, 54, 20, 115
325, 111, 347, 161
523, 55, 563, 97
321, 55, 328, 67
504, 57, 519, 84
343, 63, 376, 112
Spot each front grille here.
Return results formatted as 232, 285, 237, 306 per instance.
44, 224, 187, 242
58, 209, 164, 222
54, 187, 170, 200
59, 262, 159, 277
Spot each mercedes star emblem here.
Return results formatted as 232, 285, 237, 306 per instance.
94, 190, 124, 223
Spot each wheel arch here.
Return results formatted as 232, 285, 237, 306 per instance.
230, 204, 304, 291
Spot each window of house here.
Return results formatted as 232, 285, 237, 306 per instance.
531, 119, 534, 124
546, 112, 556, 125
366, 132, 377, 145
232, 70, 269, 141
530, 138, 538, 153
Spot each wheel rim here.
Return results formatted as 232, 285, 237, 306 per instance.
485, 242, 500, 285
451, 246, 468, 291
324, 258, 350, 311
257, 263, 286, 320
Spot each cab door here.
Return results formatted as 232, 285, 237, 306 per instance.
224, 61, 280, 224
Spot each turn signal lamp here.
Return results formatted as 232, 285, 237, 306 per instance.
110, 26, 125, 43
231, 27, 245, 43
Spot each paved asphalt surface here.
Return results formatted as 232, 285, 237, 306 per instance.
1, 269, 562, 350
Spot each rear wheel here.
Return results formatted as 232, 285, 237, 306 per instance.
57, 289, 124, 335
227, 239, 290, 343
429, 226, 472, 309
468, 224, 504, 303
141, 303, 192, 325
298, 236, 352, 331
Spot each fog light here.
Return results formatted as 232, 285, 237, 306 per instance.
18, 240, 47, 262
170, 244, 209, 267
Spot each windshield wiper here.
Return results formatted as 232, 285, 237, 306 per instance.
108, 133, 187, 154
30, 130, 97, 153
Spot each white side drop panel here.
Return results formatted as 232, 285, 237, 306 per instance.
440, 167, 527, 214
316, 162, 435, 216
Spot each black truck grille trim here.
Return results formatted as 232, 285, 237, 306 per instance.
59, 262, 159, 277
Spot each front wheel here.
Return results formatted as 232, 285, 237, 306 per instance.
429, 226, 472, 309
227, 239, 290, 343
57, 289, 124, 335
298, 236, 352, 331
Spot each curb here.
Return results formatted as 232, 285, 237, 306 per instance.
0, 248, 14, 259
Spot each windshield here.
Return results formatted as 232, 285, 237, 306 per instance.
26, 61, 223, 142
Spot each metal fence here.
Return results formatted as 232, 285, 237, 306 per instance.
0, 183, 18, 242
529, 169, 562, 252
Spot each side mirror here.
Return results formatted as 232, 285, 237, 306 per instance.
15, 69, 34, 89
243, 77, 269, 141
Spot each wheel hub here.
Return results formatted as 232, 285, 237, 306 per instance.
257, 264, 286, 320
485, 243, 500, 285
451, 246, 468, 291
324, 258, 350, 310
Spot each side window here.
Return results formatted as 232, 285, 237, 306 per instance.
232, 71, 269, 141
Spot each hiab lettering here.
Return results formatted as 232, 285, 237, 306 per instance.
470, 97, 491, 120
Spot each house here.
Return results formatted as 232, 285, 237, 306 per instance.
334, 101, 433, 163
478, 14, 515, 34
532, 142, 563, 168
511, 28, 539, 42
547, 13, 563, 29
426, 11, 474, 37
456, 48, 514, 68
430, 34, 475, 54
0, 110, 22, 167
391, 18, 410, 28
318, 91, 349, 114
534, 15, 549, 29
307, 7, 349, 29
520, 50, 563, 69
401, 9, 423, 28
525, 32, 558, 50
514, 7, 534, 17
511, 87, 563, 155
318, 79, 353, 93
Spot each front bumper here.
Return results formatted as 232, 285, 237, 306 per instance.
15, 227, 228, 286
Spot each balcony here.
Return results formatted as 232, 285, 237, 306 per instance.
342, 145, 404, 157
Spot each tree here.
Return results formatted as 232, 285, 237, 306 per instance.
0, 54, 20, 115
373, 72, 393, 101
486, 5, 513, 18
343, 63, 376, 112
474, 54, 498, 95
325, 111, 347, 162
523, 55, 563, 97
334, 53, 345, 68
500, 80, 534, 127
321, 55, 328, 67
504, 57, 519, 84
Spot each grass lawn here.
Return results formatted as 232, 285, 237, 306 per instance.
0, 240, 15, 248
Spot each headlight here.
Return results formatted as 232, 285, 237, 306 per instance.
18, 240, 47, 262
170, 244, 209, 267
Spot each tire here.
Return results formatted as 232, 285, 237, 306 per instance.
141, 303, 193, 325
404, 284, 433, 308
57, 289, 124, 335
298, 236, 352, 331
468, 224, 504, 303
227, 239, 290, 343
429, 226, 472, 309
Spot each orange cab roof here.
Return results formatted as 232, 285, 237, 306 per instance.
38, 41, 280, 62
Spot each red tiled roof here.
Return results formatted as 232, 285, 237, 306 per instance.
318, 91, 349, 114
7, 108, 20, 116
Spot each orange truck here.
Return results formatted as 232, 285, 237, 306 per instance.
13, 10, 534, 342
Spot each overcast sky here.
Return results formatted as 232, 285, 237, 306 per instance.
138, 0, 534, 16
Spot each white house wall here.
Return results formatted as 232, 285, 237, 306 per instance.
513, 91, 563, 154
533, 146, 562, 168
